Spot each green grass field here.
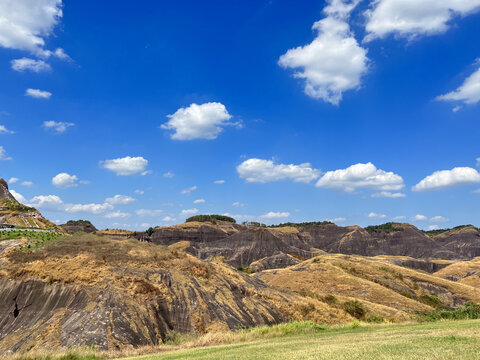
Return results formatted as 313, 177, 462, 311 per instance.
124, 320, 480, 360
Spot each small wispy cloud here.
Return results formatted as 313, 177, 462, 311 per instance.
43, 121, 75, 134
25, 88, 52, 99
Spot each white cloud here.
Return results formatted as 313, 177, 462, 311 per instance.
393, 216, 406, 221
65, 203, 113, 214
412, 214, 427, 221
259, 211, 290, 219
11, 57, 51, 72
0, 146, 11, 160
181, 185, 197, 195
52, 173, 78, 188
180, 208, 199, 217
163, 171, 175, 178
237, 158, 320, 183
43, 121, 75, 133
278, 0, 368, 105
477, 157, 480, 166
331, 217, 347, 222
105, 211, 130, 219
21, 181, 33, 187
162, 102, 235, 140
430, 215, 449, 223
8, 177, 19, 184
365, 0, 480, 41
0, 0, 63, 56
193, 199, 205, 204
474, 188, 480, 194
134, 189, 144, 195
427, 225, 440, 231
9, 190, 26, 203
316, 162, 404, 192
371, 191, 406, 198
105, 195, 136, 205
25, 88, 51, 99
162, 216, 175, 222
135, 209, 163, 217
214, 180, 225, 184
100, 156, 149, 176
0, 125, 14, 134
436, 64, 480, 105
233, 201, 246, 207
412, 167, 480, 191
28, 194, 64, 211
368, 212, 387, 219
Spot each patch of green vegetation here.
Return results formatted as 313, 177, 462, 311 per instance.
366, 315, 385, 323
0, 199, 36, 213
186, 215, 236, 224
343, 300, 366, 320
365, 222, 404, 233
268, 221, 333, 228
400, 291, 415, 299
420, 302, 480, 322
145, 227, 155, 236
241, 221, 267, 227
0, 230, 64, 249
63, 220, 95, 227
15, 354, 103, 360
237, 266, 255, 274
126, 320, 480, 360
419, 294, 446, 309
423, 225, 479, 236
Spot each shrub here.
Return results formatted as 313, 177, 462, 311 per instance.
366, 315, 385, 323
419, 294, 445, 309
400, 291, 415, 299
421, 302, 480, 322
365, 223, 403, 233
343, 300, 366, 320
186, 215, 236, 224
145, 227, 155, 236
237, 267, 255, 274
323, 294, 338, 305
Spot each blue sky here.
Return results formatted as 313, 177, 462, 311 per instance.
0, 0, 479, 230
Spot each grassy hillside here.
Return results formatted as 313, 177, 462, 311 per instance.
122, 320, 480, 360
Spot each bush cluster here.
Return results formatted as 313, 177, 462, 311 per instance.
186, 215, 236, 223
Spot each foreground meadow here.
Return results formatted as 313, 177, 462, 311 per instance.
123, 320, 480, 360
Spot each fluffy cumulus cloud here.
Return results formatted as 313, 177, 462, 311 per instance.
364, 0, 480, 41
25, 88, 51, 99
180, 208, 199, 217
371, 191, 406, 198
278, 0, 368, 105
181, 186, 197, 195
412, 214, 427, 221
104, 211, 130, 219
11, 57, 51, 72
100, 156, 149, 176
368, 212, 387, 219
237, 158, 320, 183
0, 125, 14, 134
43, 121, 75, 133
0, 146, 11, 160
9, 190, 27, 203
135, 209, 163, 217
8, 177, 19, 184
259, 211, 290, 219
0, 0, 63, 56
316, 162, 404, 193
161, 102, 235, 140
412, 167, 480, 191
52, 173, 78, 188
28, 194, 64, 210
65, 203, 113, 214
105, 195, 136, 205
436, 63, 480, 106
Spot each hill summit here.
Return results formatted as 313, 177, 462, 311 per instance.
0, 178, 15, 203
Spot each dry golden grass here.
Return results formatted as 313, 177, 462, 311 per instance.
435, 258, 480, 288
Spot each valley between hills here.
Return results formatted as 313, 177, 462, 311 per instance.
1, 178, 480, 358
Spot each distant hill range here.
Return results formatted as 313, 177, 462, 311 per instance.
135, 219, 480, 268
0, 178, 55, 229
